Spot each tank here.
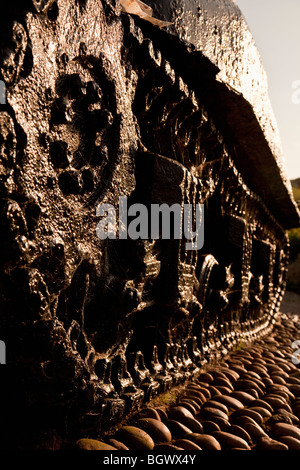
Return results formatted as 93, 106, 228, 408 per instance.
0, 0, 299, 448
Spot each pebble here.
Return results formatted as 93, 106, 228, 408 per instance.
196, 381, 210, 389
185, 390, 206, 403
256, 436, 289, 450
271, 375, 287, 385
268, 384, 295, 400
205, 416, 231, 430
199, 407, 229, 421
198, 372, 214, 383
208, 386, 222, 397
228, 364, 246, 375
234, 415, 261, 428
165, 420, 192, 438
154, 444, 184, 451
212, 395, 244, 410
138, 407, 161, 421
176, 401, 198, 415
219, 368, 239, 382
202, 400, 229, 414
228, 425, 252, 444
155, 407, 168, 421
288, 384, 300, 397
168, 405, 194, 421
191, 386, 211, 399
230, 391, 255, 405
212, 431, 251, 450
235, 379, 264, 396
74, 439, 117, 450
108, 439, 129, 450
211, 371, 228, 380
201, 421, 221, 433
114, 426, 155, 450
243, 388, 259, 399
244, 422, 268, 442
212, 377, 234, 390
248, 406, 272, 419
293, 405, 300, 418
172, 439, 202, 450
286, 377, 300, 385
277, 435, 300, 450
185, 433, 221, 450
181, 395, 203, 408
215, 385, 233, 395
136, 418, 172, 443
264, 396, 287, 409
276, 409, 299, 424
231, 408, 264, 425
176, 416, 204, 434
179, 398, 201, 413
271, 422, 300, 440
249, 365, 269, 376
248, 399, 274, 413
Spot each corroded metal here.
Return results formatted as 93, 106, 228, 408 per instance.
0, 0, 299, 449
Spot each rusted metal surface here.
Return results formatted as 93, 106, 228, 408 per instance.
0, 0, 299, 449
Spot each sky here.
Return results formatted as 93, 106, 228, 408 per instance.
235, 0, 300, 180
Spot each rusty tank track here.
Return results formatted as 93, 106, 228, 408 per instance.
0, 0, 296, 449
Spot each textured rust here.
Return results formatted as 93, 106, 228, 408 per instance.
0, 0, 299, 449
